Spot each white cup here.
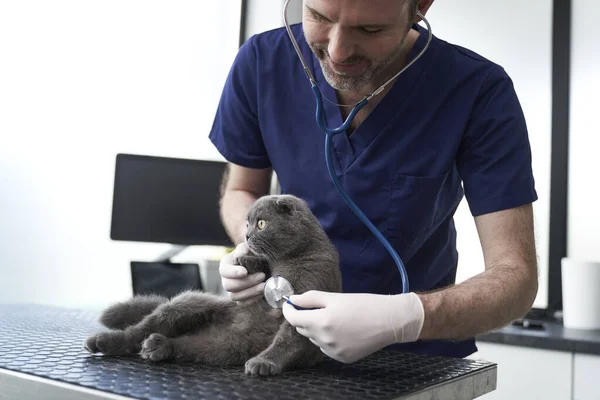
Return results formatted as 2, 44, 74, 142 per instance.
561, 257, 600, 330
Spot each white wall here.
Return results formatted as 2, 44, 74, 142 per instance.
568, 0, 600, 264
243, 0, 303, 40
0, 1, 241, 309
424, 1, 553, 309
245, 0, 286, 39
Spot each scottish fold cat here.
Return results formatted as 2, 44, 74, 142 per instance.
84, 194, 342, 376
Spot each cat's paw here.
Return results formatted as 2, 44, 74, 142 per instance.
83, 335, 99, 353
244, 356, 282, 377
141, 333, 172, 362
237, 255, 268, 275
83, 331, 136, 356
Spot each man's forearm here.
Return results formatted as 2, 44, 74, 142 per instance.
218, 164, 272, 245
416, 262, 538, 340
220, 190, 259, 245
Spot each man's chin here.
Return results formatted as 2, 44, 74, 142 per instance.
323, 72, 366, 92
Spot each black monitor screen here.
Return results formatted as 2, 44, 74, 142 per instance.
110, 153, 233, 247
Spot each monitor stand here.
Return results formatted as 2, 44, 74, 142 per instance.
154, 245, 189, 262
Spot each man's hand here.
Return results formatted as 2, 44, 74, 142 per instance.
282, 291, 424, 363
219, 242, 266, 301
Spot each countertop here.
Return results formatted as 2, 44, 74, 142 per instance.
477, 318, 600, 355
0, 304, 497, 400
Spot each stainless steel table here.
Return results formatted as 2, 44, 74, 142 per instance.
0, 304, 496, 399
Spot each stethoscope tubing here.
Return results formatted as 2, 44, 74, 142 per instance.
283, 0, 433, 294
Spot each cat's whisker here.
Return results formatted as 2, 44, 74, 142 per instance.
255, 238, 279, 262
265, 242, 280, 262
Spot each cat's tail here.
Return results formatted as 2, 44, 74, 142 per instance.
99, 294, 168, 330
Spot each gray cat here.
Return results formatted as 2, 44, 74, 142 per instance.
84, 194, 342, 376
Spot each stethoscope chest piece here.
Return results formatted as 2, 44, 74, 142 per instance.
264, 276, 295, 309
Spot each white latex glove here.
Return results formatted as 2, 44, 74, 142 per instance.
282, 291, 425, 364
218, 242, 266, 301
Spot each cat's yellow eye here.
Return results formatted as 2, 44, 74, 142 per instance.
257, 219, 266, 230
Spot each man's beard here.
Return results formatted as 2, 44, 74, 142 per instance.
308, 36, 408, 92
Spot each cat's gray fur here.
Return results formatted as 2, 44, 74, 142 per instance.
84, 194, 342, 376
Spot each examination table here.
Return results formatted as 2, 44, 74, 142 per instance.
0, 304, 496, 399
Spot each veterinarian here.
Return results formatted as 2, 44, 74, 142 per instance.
209, 0, 538, 363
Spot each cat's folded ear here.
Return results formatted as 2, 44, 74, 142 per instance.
275, 196, 297, 215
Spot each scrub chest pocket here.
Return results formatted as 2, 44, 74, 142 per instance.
362, 169, 462, 264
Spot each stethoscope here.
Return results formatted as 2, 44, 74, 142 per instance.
264, 1, 434, 307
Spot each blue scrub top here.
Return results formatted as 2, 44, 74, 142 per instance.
209, 23, 537, 358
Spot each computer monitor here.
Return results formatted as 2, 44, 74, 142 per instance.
110, 153, 233, 247
130, 261, 202, 298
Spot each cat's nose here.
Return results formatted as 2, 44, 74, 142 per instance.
245, 234, 249, 242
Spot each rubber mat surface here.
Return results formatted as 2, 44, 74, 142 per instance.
0, 304, 494, 400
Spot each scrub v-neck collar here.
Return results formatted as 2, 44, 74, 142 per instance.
309, 23, 433, 173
